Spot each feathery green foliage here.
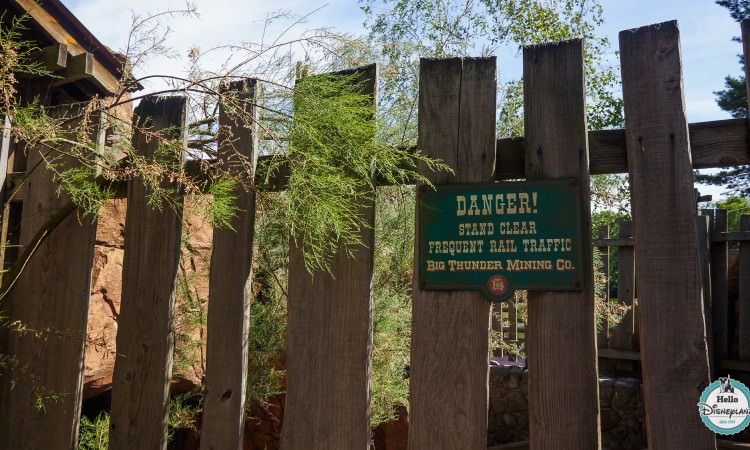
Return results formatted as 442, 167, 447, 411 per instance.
245, 192, 288, 410
77, 413, 110, 450
370, 186, 414, 426
268, 72, 448, 273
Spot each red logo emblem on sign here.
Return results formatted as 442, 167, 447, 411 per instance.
487, 275, 509, 297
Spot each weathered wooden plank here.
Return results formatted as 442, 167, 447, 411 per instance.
281, 65, 377, 450
0, 104, 98, 450
596, 225, 610, 350
742, 19, 750, 132
495, 118, 749, 179
619, 21, 715, 449
0, 115, 10, 204
28, 114, 744, 196
740, 216, 750, 361
508, 296, 518, 362
697, 214, 714, 371
29, 44, 68, 72
710, 210, 729, 361
598, 348, 641, 361
109, 96, 187, 450
614, 221, 635, 353
601, 351, 750, 374
200, 80, 258, 450
52, 53, 94, 88
718, 359, 750, 372
713, 231, 750, 242
408, 57, 495, 450
10, 0, 121, 95
523, 40, 599, 450
592, 237, 634, 247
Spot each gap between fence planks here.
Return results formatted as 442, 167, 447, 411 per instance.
0, 104, 99, 450
108, 96, 187, 450
523, 40, 600, 450
596, 225, 610, 352
408, 57, 495, 450
281, 64, 377, 450
200, 79, 258, 450
619, 21, 715, 449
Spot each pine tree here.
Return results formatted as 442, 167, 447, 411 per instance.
700, 0, 750, 195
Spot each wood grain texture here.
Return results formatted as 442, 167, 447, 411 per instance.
522, 40, 600, 450
710, 210, 729, 361
0, 104, 98, 450
619, 21, 715, 449
281, 65, 377, 450
108, 96, 187, 450
200, 80, 258, 450
740, 216, 750, 361
408, 57, 495, 450
494, 118, 749, 180
615, 221, 635, 352
743, 19, 750, 128
614, 221, 636, 373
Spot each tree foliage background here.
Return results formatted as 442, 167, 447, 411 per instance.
698, 0, 750, 196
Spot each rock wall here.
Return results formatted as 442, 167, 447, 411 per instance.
488, 365, 647, 450
84, 198, 213, 393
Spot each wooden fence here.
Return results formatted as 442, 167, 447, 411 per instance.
1, 18, 750, 450
595, 212, 750, 379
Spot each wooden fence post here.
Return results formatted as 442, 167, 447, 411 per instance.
0, 104, 99, 449
109, 96, 187, 450
281, 65, 377, 450
709, 210, 728, 361
740, 216, 750, 361
200, 79, 258, 450
409, 57, 496, 450
615, 220, 635, 373
523, 40, 600, 450
619, 21, 715, 449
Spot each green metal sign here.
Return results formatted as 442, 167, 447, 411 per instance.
417, 179, 584, 301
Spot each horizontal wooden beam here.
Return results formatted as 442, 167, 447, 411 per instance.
592, 237, 634, 247
30, 44, 67, 72
717, 359, 750, 372
51, 52, 93, 87
597, 348, 641, 361
712, 231, 750, 242
488, 442, 530, 450
496, 118, 750, 179
718, 440, 750, 449
598, 349, 750, 373
11, 0, 122, 95
5, 117, 747, 198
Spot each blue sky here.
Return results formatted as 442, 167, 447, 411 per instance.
64, 0, 742, 123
